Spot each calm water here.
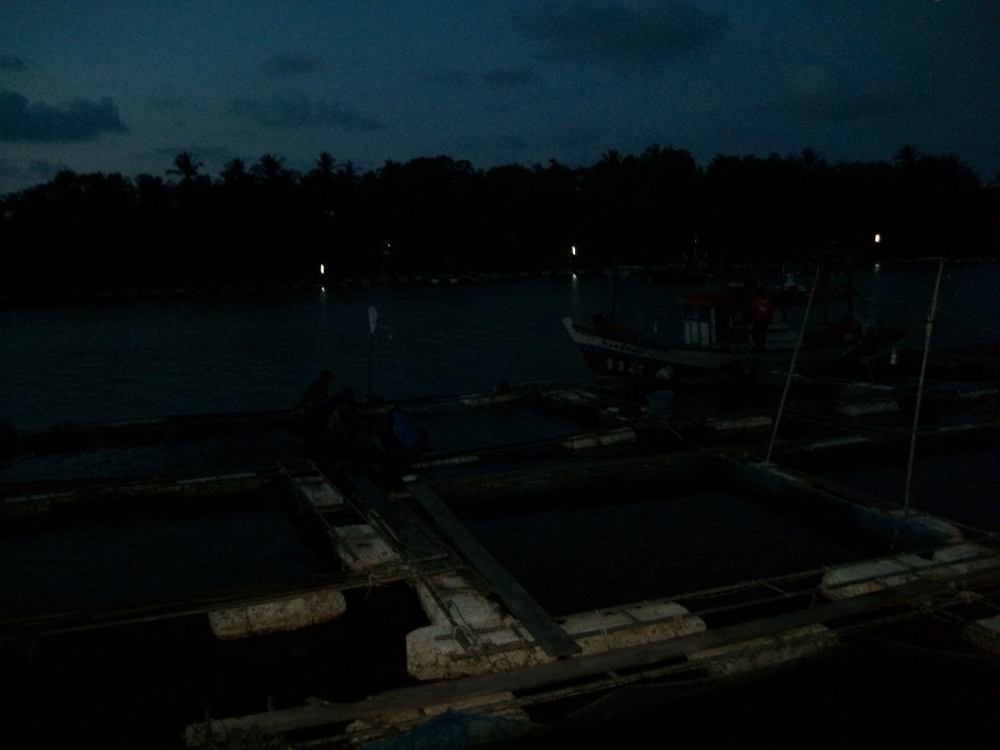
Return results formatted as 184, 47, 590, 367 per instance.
3, 264, 998, 431
2, 266, 999, 748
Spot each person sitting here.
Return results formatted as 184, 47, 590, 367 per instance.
299, 369, 333, 411
325, 387, 360, 446
378, 408, 430, 473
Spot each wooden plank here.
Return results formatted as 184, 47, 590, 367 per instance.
407, 481, 581, 658
186, 560, 1000, 746
344, 473, 447, 561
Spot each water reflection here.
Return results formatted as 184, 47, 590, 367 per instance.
1, 266, 997, 429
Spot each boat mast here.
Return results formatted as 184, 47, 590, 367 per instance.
766, 264, 822, 464
609, 256, 618, 324
903, 258, 945, 513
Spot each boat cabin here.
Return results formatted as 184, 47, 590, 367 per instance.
682, 288, 795, 350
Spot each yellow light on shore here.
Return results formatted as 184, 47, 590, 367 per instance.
874, 233, 881, 244
571, 245, 577, 256
320, 263, 325, 275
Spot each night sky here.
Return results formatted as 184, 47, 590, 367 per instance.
1, 1, 997, 195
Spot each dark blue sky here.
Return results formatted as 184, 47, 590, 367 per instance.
1, 1, 997, 195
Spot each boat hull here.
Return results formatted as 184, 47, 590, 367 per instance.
562, 317, 894, 388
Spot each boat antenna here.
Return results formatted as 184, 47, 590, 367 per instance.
903, 258, 945, 514
766, 264, 822, 464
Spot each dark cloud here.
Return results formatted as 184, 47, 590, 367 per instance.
148, 96, 184, 110
228, 93, 385, 131
0, 89, 128, 142
425, 67, 537, 91
0, 54, 26, 72
28, 158, 69, 177
514, 1, 728, 65
784, 90, 903, 122
542, 126, 601, 151
424, 69, 471, 87
453, 132, 531, 154
774, 66, 915, 123
261, 54, 324, 77
454, 126, 601, 163
482, 68, 537, 90
151, 145, 234, 164
0, 158, 69, 187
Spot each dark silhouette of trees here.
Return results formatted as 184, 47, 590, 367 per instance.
166, 151, 204, 182
0, 144, 995, 297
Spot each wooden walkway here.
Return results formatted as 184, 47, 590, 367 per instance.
407, 481, 581, 658
185, 557, 1000, 746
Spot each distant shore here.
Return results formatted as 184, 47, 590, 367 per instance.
1, 257, 996, 309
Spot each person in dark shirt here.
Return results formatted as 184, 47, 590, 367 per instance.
299, 369, 333, 411
378, 408, 429, 474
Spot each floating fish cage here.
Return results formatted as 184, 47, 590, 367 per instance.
2, 392, 999, 748
174, 454, 996, 748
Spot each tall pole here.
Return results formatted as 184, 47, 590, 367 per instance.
609, 256, 618, 324
766, 265, 822, 464
904, 259, 945, 513
367, 305, 379, 402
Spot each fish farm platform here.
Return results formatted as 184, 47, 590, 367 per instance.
1, 382, 998, 748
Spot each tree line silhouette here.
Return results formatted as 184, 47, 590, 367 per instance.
1, 145, 996, 293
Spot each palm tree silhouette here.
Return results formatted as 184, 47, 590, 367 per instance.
166, 151, 204, 182
252, 153, 289, 184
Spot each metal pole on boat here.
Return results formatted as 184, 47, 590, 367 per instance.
609, 256, 618, 324
766, 265, 822, 464
367, 306, 379, 401
903, 258, 945, 513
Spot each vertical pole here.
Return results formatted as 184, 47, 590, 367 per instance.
609, 256, 618, 324
367, 331, 375, 402
367, 305, 379, 402
766, 265, 822, 464
904, 258, 945, 513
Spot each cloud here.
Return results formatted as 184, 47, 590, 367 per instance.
0, 158, 69, 189
425, 67, 538, 91
148, 96, 184, 111
228, 93, 385, 131
774, 65, 914, 122
514, 1, 729, 65
151, 145, 234, 164
482, 67, 537, 90
261, 54, 323, 77
0, 54, 26, 72
542, 126, 601, 151
0, 89, 128, 141
28, 159, 70, 177
424, 69, 471, 87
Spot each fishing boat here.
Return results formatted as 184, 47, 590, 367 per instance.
564, 269, 904, 389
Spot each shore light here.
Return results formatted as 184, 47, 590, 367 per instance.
320, 263, 325, 275
874, 233, 881, 244
571, 245, 577, 256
